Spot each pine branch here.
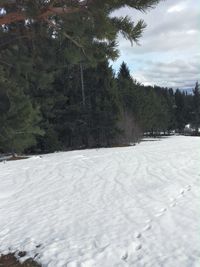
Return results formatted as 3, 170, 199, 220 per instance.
0, 6, 85, 26
111, 16, 146, 45
45, 18, 87, 58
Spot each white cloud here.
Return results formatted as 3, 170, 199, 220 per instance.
186, 29, 198, 35
111, 0, 200, 89
132, 57, 200, 90
167, 2, 187, 13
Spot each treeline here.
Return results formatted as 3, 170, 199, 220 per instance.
0, 1, 199, 153
0, 53, 199, 153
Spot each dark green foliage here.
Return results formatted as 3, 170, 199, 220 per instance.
0, 0, 162, 64
84, 61, 121, 147
192, 81, 200, 133
0, 0, 197, 153
117, 62, 141, 143
174, 89, 194, 133
174, 90, 187, 131
0, 67, 43, 153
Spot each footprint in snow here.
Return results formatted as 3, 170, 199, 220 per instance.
186, 185, 191, 191
180, 189, 185, 195
134, 232, 142, 239
135, 243, 142, 250
121, 242, 142, 262
121, 252, 128, 261
170, 202, 176, 207
177, 189, 185, 198
160, 208, 167, 212
155, 207, 167, 217
143, 224, 151, 231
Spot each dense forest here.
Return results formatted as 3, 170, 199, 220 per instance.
0, 0, 200, 153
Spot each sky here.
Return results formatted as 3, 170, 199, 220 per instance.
111, 0, 200, 91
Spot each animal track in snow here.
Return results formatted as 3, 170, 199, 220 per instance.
135, 243, 142, 250
180, 189, 185, 195
134, 232, 142, 239
186, 185, 191, 191
160, 208, 167, 212
121, 252, 128, 261
120, 184, 193, 265
121, 241, 142, 263
170, 202, 176, 207
154, 207, 167, 218
143, 224, 151, 231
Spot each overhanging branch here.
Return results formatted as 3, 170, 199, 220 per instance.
0, 6, 85, 26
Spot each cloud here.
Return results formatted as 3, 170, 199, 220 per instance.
132, 57, 200, 89
167, 2, 187, 13
111, 0, 200, 89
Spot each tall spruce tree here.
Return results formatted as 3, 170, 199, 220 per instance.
85, 61, 121, 147
117, 62, 141, 142
174, 90, 186, 132
192, 81, 200, 134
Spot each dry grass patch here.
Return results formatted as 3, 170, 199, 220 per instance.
0, 253, 41, 267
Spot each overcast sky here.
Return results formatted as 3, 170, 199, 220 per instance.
111, 0, 200, 90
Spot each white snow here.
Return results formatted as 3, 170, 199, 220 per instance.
0, 136, 200, 267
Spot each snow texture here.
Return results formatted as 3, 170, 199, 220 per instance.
0, 136, 200, 267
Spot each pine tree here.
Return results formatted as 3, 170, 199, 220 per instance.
0, 67, 43, 153
86, 61, 121, 146
117, 62, 137, 111
174, 90, 187, 133
192, 81, 200, 134
0, 0, 162, 63
117, 62, 141, 142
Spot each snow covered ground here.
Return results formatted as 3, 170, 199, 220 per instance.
0, 136, 200, 267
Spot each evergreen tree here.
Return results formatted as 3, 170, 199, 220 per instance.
85, 61, 121, 147
0, 0, 162, 63
174, 90, 187, 132
117, 62, 141, 142
0, 67, 43, 153
192, 81, 200, 134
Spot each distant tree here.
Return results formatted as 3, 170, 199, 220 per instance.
117, 61, 138, 112
118, 62, 132, 80
192, 81, 200, 134
174, 90, 187, 132
117, 62, 142, 142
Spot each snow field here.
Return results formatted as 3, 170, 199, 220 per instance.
0, 136, 200, 266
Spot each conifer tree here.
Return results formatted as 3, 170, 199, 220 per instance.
192, 81, 200, 134
117, 62, 141, 142
174, 90, 187, 132
0, 0, 162, 62
85, 61, 121, 146
0, 67, 43, 153
117, 62, 137, 111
